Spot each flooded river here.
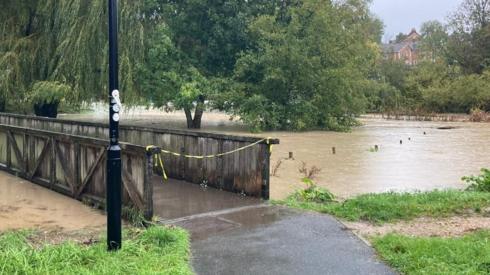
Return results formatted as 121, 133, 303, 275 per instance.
0, 172, 105, 231
62, 108, 490, 199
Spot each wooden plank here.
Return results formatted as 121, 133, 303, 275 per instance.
217, 140, 224, 190
143, 151, 154, 219
23, 133, 27, 173
261, 144, 270, 200
50, 137, 56, 187
122, 169, 144, 210
29, 134, 35, 172
7, 131, 24, 172
54, 141, 75, 194
6, 130, 10, 168
74, 142, 81, 190
76, 148, 105, 198
28, 139, 50, 180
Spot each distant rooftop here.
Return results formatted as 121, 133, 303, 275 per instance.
381, 29, 421, 53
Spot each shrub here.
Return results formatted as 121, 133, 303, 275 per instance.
463, 168, 490, 192
469, 108, 487, 122
298, 162, 322, 179
28, 81, 71, 118
294, 178, 335, 203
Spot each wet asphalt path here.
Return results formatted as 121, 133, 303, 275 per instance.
167, 205, 395, 275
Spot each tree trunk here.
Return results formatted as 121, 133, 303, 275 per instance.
184, 108, 194, 129
192, 101, 205, 129
183, 98, 205, 129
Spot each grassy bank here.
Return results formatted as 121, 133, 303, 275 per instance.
373, 231, 490, 275
277, 190, 490, 224
0, 226, 192, 274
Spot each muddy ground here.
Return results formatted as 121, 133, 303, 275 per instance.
344, 210, 490, 238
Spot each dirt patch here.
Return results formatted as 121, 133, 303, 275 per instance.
344, 215, 490, 238
24, 228, 102, 247
0, 172, 106, 233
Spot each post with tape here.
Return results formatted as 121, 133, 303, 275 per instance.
261, 139, 272, 200
107, 0, 122, 251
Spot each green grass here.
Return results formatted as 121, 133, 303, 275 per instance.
372, 231, 490, 275
276, 190, 490, 224
0, 226, 192, 275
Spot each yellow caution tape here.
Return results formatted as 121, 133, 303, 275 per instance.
266, 137, 273, 153
146, 138, 274, 184
146, 145, 168, 182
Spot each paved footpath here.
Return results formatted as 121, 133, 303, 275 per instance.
167, 205, 396, 275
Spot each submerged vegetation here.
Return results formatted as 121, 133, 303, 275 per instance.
463, 168, 490, 192
0, 226, 191, 274
292, 178, 335, 204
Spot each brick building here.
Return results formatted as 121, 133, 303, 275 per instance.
381, 29, 421, 65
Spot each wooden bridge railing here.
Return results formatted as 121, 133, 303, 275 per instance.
0, 124, 153, 218
0, 113, 279, 199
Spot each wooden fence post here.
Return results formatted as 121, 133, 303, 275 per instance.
261, 143, 271, 200
6, 131, 10, 168
50, 137, 56, 188
144, 150, 154, 220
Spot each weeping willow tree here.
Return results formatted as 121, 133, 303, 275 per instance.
0, 0, 147, 112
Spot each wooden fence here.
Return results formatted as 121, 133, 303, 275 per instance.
0, 113, 279, 199
0, 124, 153, 218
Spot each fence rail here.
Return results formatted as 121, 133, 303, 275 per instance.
0, 124, 153, 218
0, 113, 278, 199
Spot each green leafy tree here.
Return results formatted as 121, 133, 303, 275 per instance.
159, 0, 280, 77
447, 0, 490, 73
223, 0, 380, 131
137, 24, 212, 129
419, 20, 449, 62
138, 0, 282, 129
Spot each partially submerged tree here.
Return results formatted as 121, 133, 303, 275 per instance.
137, 24, 211, 129
220, 0, 380, 131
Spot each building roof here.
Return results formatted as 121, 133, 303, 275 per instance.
382, 28, 422, 54
381, 42, 411, 54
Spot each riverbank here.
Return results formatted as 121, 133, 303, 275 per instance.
276, 185, 490, 274
363, 112, 490, 123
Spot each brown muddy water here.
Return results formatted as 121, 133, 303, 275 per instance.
0, 172, 105, 232
62, 107, 490, 199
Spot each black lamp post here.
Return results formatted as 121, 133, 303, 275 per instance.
107, 0, 122, 251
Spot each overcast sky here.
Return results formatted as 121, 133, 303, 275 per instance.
370, 0, 463, 42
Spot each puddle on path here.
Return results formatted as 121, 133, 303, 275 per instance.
172, 205, 298, 241
0, 172, 105, 232
153, 177, 260, 221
